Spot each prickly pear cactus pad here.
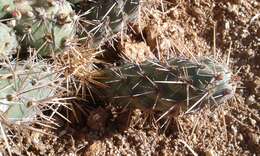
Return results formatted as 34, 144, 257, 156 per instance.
0, 22, 18, 58
0, 0, 14, 18
14, 0, 76, 57
73, 0, 140, 45
93, 57, 236, 114
0, 60, 61, 123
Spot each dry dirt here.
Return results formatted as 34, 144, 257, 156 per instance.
0, 0, 259, 155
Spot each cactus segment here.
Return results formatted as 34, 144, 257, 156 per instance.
93, 58, 236, 113
0, 0, 34, 19
0, 23, 18, 58
14, 0, 76, 57
74, 0, 140, 46
0, 61, 59, 123
0, 0, 14, 18
14, 0, 34, 16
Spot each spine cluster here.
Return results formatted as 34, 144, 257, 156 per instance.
0, 59, 63, 123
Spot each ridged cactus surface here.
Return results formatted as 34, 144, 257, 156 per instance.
0, 60, 59, 123
72, 0, 140, 45
0, 22, 18, 58
93, 58, 235, 113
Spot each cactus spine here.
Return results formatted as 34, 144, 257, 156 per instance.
14, 0, 77, 57
0, 22, 18, 58
72, 0, 140, 46
0, 60, 62, 123
91, 57, 235, 113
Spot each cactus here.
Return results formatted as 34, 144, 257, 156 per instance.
0, 60, 62, 123
91, 57, 236, 114
72, 0, 140, 46
0, 0, 34, 19
0, 0, 14, 19
0, 22, 18, 58
14, 0, 77, 57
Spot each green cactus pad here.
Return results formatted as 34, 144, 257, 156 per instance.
0, 61, 59, 123
14, 0, 76, 57
13, 0, 34, 15
74, 0, 139, 46
0, 0, 34, 19
0, 22, 18, 58
92, 57, 236, 113
0, 0, 14, 18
